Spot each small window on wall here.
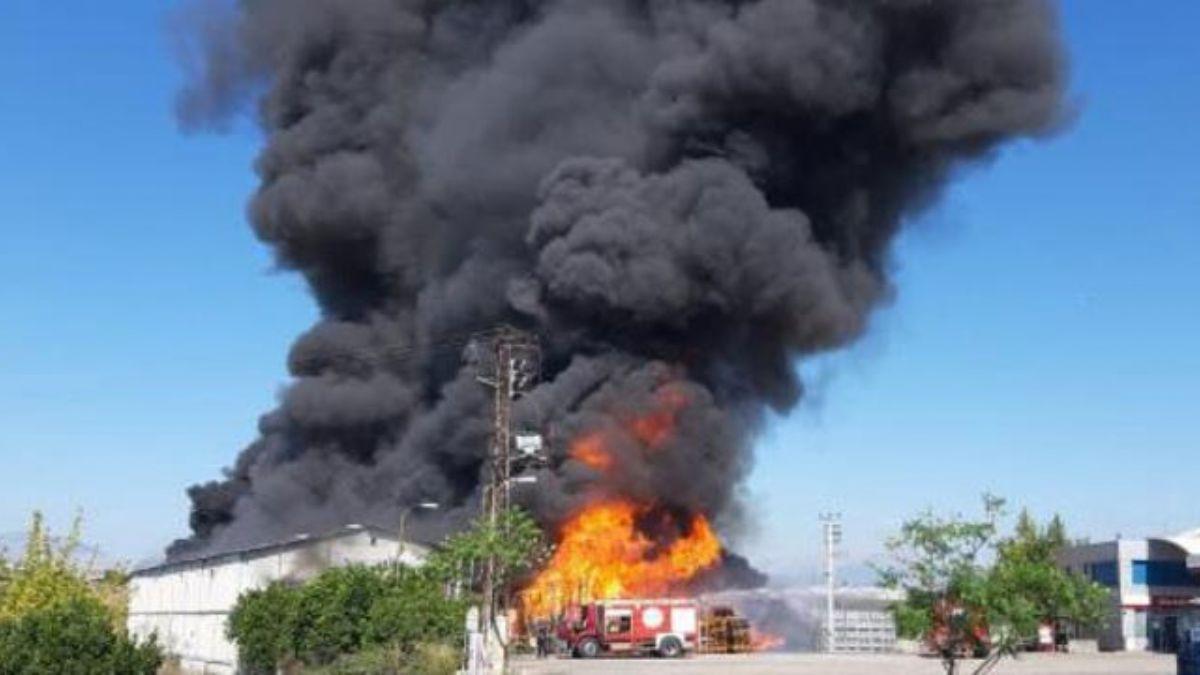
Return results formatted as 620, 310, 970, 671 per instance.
1133, 561, 1149, 585
1087, 561, 1119, 587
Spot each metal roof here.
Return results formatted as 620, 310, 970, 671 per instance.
132, 523, 428, 576
1169, 528, 1200, 571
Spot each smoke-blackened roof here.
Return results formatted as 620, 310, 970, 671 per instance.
136, 523, 429, 575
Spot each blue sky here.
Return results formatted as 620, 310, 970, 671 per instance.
1, 1, 1197, 574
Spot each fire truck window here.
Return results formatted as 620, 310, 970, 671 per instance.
606, 616, 631, 634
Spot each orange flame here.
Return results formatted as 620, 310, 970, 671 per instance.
751, 629, 786, 652
537, 384, 717, 617
522, 500, 721, 618
568, 384, 689, 471
631, 385, 688, 448
569, 432, 613, 471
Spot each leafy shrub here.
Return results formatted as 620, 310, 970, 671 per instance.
365, 567, 468, 649
293, 566, 388, 664
228, 565, 467, 672
0, 512, 158, 675
306, 644, 399, 675
307, 643, 458, 675
0, 595, 162, 675
227, 582, 301, 674
403, 642, 460, 675
228, 508, 544, 670
0, 513, 95, 625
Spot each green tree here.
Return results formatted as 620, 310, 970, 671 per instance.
878, 494, 1004, 673
0, 595, 161, 675
1046, 515, 1068, 550
93, 568, 133, 634
227, 565, 469, 673
0, 512, 93, 623
226, 581, 301, 674
0, 511, 133, 632
880, 498, 1108, 675
227, 508, 545, 671
293, 566, 389, 664
365, 566, 469, 649
429, 507, 547, 596
994, 510, 1108, 638
0, 553, 11, 599
0, 512, 162, 675
427, 506, 548, 653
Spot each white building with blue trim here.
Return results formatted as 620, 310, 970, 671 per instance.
1059, 529, 1200, 652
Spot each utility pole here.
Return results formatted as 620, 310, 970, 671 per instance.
471, 325, 541, 658
820, 512, 842, 654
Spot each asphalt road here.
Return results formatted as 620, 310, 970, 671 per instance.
511, 652, 1174, 675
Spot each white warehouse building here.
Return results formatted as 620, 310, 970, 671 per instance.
127, 524, 430, 674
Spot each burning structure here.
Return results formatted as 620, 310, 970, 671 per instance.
703, 586, 906, 653
169, 0, 1069, 611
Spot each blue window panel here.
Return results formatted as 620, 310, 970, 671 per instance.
1132, 560, 1200, 587
1088, 561, 1120, 587
1132, 561, 1148, 585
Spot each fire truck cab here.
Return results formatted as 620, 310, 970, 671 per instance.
558, 599, 698, 658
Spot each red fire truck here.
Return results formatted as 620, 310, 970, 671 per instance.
557, 598, 699, 658
926, 600, 992, 659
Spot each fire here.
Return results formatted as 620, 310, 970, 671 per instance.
569, 433, 613, 471
751, 630, 786, 652
539, 384, 718, 617
630, 385, 688, 448
522, 500, 721, 618
568, 384, 689, 471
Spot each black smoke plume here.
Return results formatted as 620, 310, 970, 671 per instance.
168, 0, 1068, 559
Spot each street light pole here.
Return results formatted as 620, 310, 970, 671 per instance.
399, 501, 439, 563
820, 512, 842, 654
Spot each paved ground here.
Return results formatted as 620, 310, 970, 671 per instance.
512, 652, 1174, 675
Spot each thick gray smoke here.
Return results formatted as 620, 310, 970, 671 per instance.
169, 0, 1068, 560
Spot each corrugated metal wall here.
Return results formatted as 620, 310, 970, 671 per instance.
128, 529, 428, 674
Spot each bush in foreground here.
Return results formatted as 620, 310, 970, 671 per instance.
0, 512, 162, 675
228, 508, 546, 672
306, 643, 458, 675
228, 565, 468, 673
0, 595, 162, 675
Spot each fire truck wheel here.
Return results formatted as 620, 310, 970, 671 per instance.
575, 638, 601, 659
658, 636, 684, 658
